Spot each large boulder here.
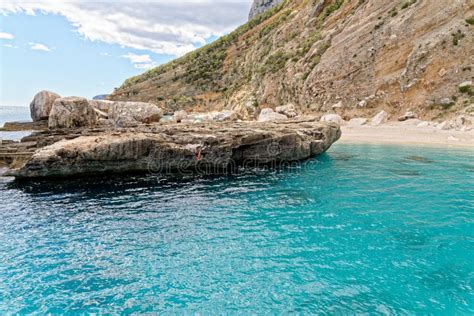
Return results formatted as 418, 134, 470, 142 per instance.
258, 108, 288, 122
48, 97, 97, 129
109, 102, 163, 127
371, 110, 389, 125
348, 118, 368, 126
321, 114, 344, 125
398, 111, 417, 122
30, 90, 61, 122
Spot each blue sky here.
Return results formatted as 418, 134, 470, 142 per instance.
0, 1, 251, 107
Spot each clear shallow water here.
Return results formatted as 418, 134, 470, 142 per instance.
0, 144, 473, 314
0, 106, 32, 141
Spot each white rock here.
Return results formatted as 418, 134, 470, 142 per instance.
371, 110, 389, 125
417, 121, 431, 128
173, 110, 188, 123
398, 111, 417, 121
331, 101, 343, 110
321, 114, 344, 125
109, 102, 163, 127
399, 119, 422, 126
92, 108, 108, 119
258, 108, 288, 122
459, 81, 473, 89
357, 100, 367, 108
276, 104, 298, 118
450, 115, 473, 131
436, 121, 450, 130
210, 110, 237, 122
30, 90, 61, 122
348, 118, 368, 126
440, 98, 454, 106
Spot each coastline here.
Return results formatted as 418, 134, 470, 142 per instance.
339, 123, 474, 149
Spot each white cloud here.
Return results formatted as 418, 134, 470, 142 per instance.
29, 42, 51, 52
122, 53, 157, 69
0, 32, 14, 39
100, 52, 110, 56
133, 62, 157, 70
3, 43, 18, 48
0, 1, 250, 56
122, 53, 152, 64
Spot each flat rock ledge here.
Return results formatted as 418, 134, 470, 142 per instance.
4, 119, 340, 179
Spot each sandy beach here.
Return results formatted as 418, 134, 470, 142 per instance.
340, 123, 474, 149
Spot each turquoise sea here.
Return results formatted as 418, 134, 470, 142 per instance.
0, 142, 473, 313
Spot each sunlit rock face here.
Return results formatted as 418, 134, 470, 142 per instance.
248, 0, 283, 19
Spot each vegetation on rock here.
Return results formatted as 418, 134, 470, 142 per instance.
110, 0, 474, 122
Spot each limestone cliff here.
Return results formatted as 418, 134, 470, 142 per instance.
249, 0, 284, 19
109, 0, 474, 122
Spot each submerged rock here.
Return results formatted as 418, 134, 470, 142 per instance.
8, 120, 341, 178
30, 90, 61, 122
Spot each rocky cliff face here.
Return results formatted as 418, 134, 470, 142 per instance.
110, 0, 474, 122
249, 0, 284, 19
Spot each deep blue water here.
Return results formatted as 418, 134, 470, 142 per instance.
0, 144, 473, 314
0, 106, 32, 140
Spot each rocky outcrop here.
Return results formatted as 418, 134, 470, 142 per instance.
109, 0, 474, 124
249, 0, 284, 19
47, 98, 164, 128
30, 90, 61, 122
48, 97, 97, 129
8, 119, 341, 178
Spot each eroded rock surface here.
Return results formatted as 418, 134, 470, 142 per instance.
8, 120, 341, 178
48, 97, 97, 129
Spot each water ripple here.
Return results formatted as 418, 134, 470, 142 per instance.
0, 144, 473, 313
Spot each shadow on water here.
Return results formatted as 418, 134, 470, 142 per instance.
389, 230, 431, 249
328, 152, 358, 162
401, 156, 435, 164
389, 169, 422, 177
3, 152, 338, 197
4, 167, 292, 197
420, 264, 473, 295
